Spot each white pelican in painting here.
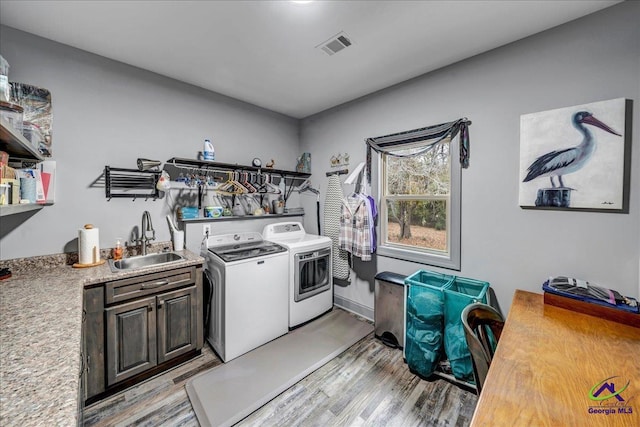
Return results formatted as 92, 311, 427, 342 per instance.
523, 111, 621, 188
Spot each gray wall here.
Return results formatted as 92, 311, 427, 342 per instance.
1, 3, 638, 317
299, 1, 640, 315
0, 26, 300, 259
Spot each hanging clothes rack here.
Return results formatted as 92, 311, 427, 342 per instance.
164, 157, 310, 195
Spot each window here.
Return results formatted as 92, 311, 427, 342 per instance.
375, 137, 461, 270
366, 118, 469, 270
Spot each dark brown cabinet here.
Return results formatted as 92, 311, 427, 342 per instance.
83, 264, 203, 404
106, 295, 157, 386
83, 286, 105, 400
157, 286, 198, 363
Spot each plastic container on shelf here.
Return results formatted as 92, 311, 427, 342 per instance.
204, 206, 223, 218
0, 183, 9, 205
0, 101, 24, 134
404, 270, 454, 378
272, 199, 284, 214
177, 206, 199, 220
19, 176, 36, 203
203, 139, 215, 161
0, 55, 8, 102
0, 55, 8, 75
22, 121, 43, 150
443, 276, 490, 382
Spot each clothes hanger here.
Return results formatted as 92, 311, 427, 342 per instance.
241, 171, 257, 193
217, 172, 246, 195
260, 174, 281, 194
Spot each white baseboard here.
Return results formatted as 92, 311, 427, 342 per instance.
333, 294, 374, 321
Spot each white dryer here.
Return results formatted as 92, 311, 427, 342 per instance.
263, 222, 333, 329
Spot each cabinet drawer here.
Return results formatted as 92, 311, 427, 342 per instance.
105, 266, 196, 305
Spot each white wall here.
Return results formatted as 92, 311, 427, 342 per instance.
0, 26, 300, 259
299, 2, 640, 315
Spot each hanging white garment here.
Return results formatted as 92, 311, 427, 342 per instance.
324, 174, 350, 281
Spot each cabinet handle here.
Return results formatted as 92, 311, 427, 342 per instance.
148, 302, 154, 312
86, 354, 90, 374
141, 279, 169, 289
157, 300, 164, 309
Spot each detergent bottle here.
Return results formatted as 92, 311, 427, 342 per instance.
203, 138, 215, 161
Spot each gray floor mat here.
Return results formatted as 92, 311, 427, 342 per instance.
186, 310, 373, 427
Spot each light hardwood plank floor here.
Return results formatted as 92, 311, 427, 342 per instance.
84, 310, 477, 426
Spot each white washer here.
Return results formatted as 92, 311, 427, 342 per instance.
263, 222, 333, 329
202, 232, 289, 362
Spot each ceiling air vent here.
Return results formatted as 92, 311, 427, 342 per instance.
317, 31, 353, 56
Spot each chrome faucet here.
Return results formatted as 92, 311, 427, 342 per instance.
140, 210, 156, 255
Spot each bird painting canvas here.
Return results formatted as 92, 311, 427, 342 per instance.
519, 98, 627, 210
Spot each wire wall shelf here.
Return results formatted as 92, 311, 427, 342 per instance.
104, 166, 161, 200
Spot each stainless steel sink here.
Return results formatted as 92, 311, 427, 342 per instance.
108, 252, 185, 272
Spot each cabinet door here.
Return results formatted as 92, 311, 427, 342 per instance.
79, 307, 86, 424
106, 296, 157, 386
157, 285, 198, 363
84, 286, 105, 399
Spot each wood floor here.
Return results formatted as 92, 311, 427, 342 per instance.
84, 310, 478, 426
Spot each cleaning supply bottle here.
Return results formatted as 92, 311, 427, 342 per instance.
113, 238, 123, 261
203, 138, 215, 161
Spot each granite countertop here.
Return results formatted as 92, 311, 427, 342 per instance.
0, 247, 204, 427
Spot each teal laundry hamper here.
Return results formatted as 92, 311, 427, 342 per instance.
443, 276, 489, 382
404, 270, 454, 378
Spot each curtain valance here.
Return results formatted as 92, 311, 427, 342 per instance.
365, 117, 471, 182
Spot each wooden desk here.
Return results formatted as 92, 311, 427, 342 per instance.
470, 290, 640, 427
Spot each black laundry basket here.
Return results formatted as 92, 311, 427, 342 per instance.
404, 270, 454, 378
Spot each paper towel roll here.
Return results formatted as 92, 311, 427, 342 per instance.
79, 224, 100, 265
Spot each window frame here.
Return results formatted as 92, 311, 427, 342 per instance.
373, 137, 461, 270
